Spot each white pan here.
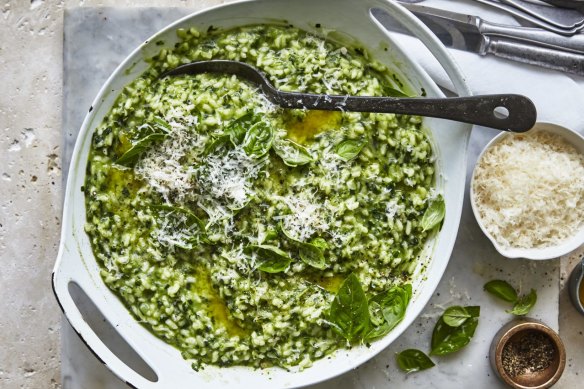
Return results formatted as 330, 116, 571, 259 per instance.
53, 0, 471, 387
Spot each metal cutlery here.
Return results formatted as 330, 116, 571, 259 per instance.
161, 60, 537, 132
401, 4, 584, 54
471, 0, 584, 35
397, 0, 584, 35
541, 0, 584, 12
496, 0, 584, 30
379, 5, 584, 75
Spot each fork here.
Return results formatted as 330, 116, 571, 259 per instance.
496, 0, 584, 30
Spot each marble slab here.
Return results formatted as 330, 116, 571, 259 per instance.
61, 7, 560, 389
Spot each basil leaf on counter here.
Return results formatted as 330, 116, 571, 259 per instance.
396, 349, 435, 373
329, 273, 370, 342
242, 121, 273, 158
365, 284, 412, 341
507, 289, 537, 316
420, 195, 445, 232
116, 133, 166, 166
484, 280, 518, 303
335, 139, 366, 161
442, 306, 471, 328
431, 306, 480, 356
228, 112, 255, 146
245, 245, 292, 273
273, 139, 314, 166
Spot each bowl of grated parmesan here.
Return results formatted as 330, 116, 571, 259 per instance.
471, 122, 584, 260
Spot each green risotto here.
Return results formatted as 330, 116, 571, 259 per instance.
84, 25, 441, 370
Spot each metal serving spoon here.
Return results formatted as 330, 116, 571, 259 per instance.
161, 60, 536, 132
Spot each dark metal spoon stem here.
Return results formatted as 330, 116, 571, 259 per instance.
162, 60, 536, 132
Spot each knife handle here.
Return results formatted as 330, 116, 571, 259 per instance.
487, 38, 584, 77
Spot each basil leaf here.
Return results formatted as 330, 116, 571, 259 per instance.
431, 306, 480, 356
335, 139, 366, 161
310, 237, 329, 251
298, 243, 326, 269
152, 116, 171, 132
204, 134, 230, 155
364, 284, 412, 341
443, 306, 471, 327
273, 139, 314, 166
245, 245, 291, 273
507, 289, 537, 316
421, 195, 445, 232
280, 227, 327, 269
242, 121, 273, 158
227, 113, 255, 146
380, 285, 412, 327
484, 280, 518, 303
396, 349, 435, 373
385, 86, 411, 98
151, 204, 206, 249
116, 133, 166, 166
151, 204, 206, 230
329, 273, 369, 342
368, 301, 385, 326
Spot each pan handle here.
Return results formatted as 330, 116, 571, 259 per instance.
52, 248, 164, 388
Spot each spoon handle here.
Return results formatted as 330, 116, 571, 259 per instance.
272, 92, 536, 132
163, 61, 536, 132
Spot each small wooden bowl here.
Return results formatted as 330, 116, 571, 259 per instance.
490, 319, 566, 389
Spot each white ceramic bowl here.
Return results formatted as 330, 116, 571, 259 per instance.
52, 0, 472, 387
470, 122, 584, 260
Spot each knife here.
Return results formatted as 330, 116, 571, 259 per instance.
388, 4, 584, 76
401, 3, 584, 54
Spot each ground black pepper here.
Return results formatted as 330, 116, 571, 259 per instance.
502, 331, 556, 377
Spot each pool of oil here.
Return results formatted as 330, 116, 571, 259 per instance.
193, 264, 249, 338
286, 110, 341, 144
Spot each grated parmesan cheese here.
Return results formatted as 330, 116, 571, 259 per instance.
135, 120, 206, 203
196, 145, 267, 216
472, 130, 584, 249
274, 192, 332, 241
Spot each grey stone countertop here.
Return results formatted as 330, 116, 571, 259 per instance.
1, 1, 583, 388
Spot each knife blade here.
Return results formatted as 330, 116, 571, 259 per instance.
401, 3, 584, 54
